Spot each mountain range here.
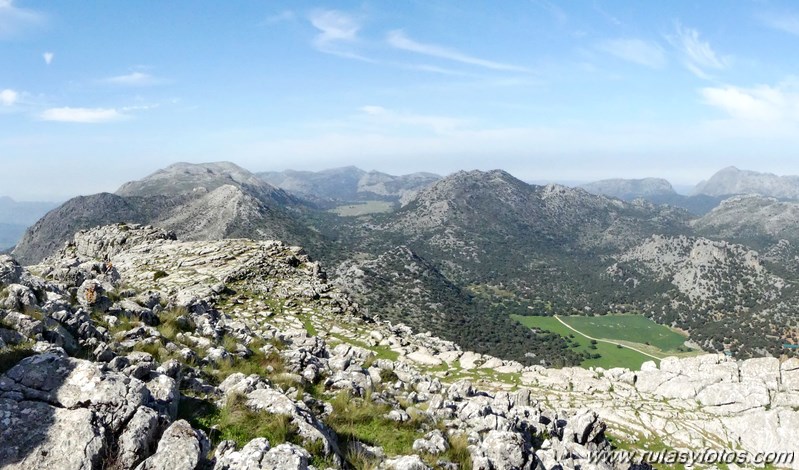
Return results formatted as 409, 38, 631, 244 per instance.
9, 162, 799, 365
258, 166, 440, 206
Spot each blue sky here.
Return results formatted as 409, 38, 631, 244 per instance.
3, 1, 799, 200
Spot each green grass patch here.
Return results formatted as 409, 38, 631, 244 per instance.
560, 315, 688, 352
438, 433, 473, 470
512, 315, 656, 370
202, 339, 286, 384
325, 391, 426, 457
178, 393, 300, 449
329, 333, 399, 362
156, 307, 194, 342
329, 200, 395, 217
299, 315, 318, 336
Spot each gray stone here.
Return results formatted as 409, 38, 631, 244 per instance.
412, 430, 449, 455
245, 388, 338, 456
382, 454, 431, 470
77, 279, 112, 312
696, 382, 770, 414
258, 443, 311, 470
477, 430, 531, 470
563, 409, 605, 445
134, 420, 209, 470
782, 358, 799, 391
0, 255, 23, 286
740, 357, 781, 390
0, 398, 105, 470
214, 438, 271, 470
1, 353, 149, 433
146, 373, 180, 419
2, 284, 38, 312
116, 406, 161, 469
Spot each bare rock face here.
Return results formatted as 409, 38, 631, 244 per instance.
0, 353, 151, 469
0, 399, 105, 470
70, 223, 177, 260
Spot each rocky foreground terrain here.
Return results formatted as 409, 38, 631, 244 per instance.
1, 224, 798, 469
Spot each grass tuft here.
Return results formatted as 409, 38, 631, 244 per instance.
325, 391, 427, 457
0, 343, 34, 375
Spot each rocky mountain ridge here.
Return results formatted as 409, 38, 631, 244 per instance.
693, 195, 799, 246
1, 225, 798, 469
12, 163, 314, 266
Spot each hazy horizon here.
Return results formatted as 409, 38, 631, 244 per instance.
5, 1, 799, 199
0, 159, 753, 202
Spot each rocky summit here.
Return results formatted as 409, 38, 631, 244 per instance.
1, 224, 798, 469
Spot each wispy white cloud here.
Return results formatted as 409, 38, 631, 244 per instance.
0, 0, 45, 38
701, 82, 799, 122
359, 105, 467, 134
387, 30, 530, 72
669, 22, 729, 79
40, 107, 126, 123
309, 9, 359, 48
103, 71, 160, 86
597, 38, 666, 69
306, 9, 376, 62
43, 51, 53, 64
0, 88, 17, 106
760, 12, 799, 36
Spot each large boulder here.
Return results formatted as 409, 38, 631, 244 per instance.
0, 255, 23, 286
2, 284, 38, 312
473, 430, 532, 470
134, 420, 209, 470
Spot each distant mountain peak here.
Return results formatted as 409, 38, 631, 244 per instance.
581, 177, 676, 200
694, 167, 799, 199
257, 167, 440, 204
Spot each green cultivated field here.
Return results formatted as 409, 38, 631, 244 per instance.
330, 201, 395, 217
511, 314, 695, 370
562, 315, 687, 351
